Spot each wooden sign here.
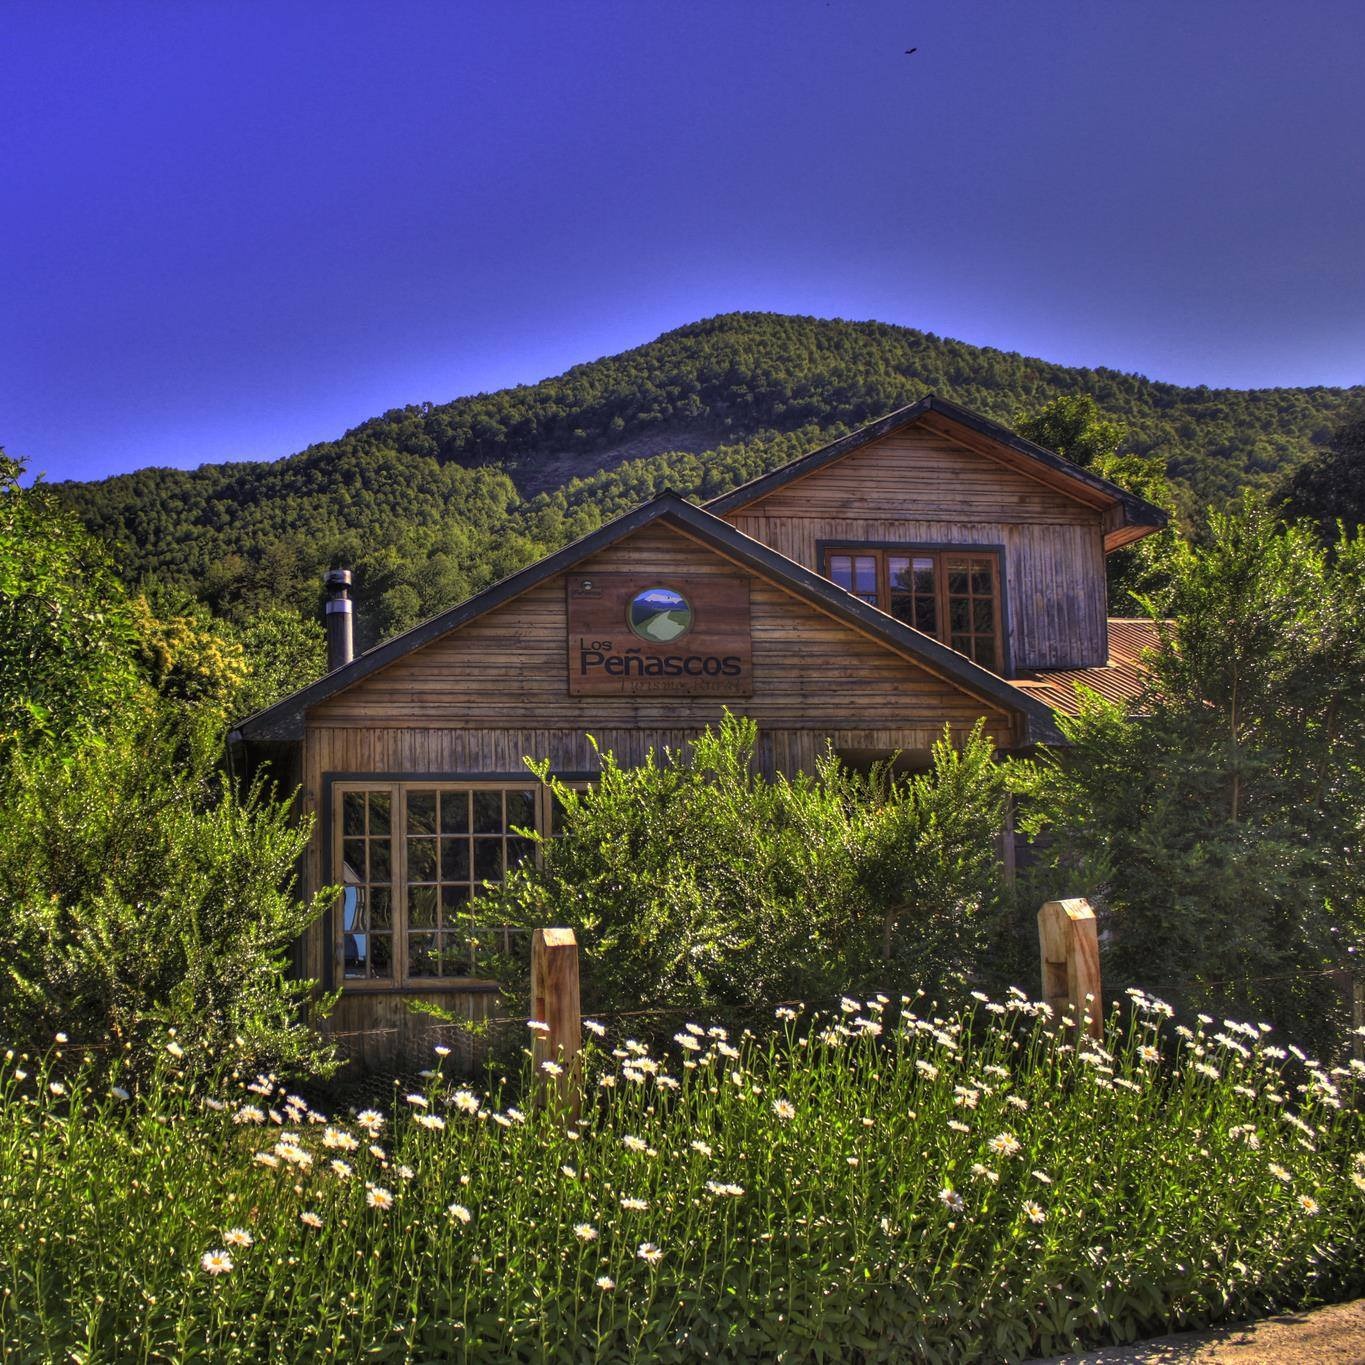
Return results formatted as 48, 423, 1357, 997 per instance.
566, 573, 752, 696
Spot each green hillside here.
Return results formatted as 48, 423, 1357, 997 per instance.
55, 312, 1361, 649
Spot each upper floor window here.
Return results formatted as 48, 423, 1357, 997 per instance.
824, 547, 1004, 672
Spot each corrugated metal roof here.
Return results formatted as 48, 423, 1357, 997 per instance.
1009, 618, 1164, 717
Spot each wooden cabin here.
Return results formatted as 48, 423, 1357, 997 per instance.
230, 395, 1166, 1062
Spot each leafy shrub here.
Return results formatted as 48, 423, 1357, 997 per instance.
0, 708, 336, 1076
2, 992, 1362, 1360
491, 712, 1009, 1014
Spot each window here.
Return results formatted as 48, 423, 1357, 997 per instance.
336, 781, 549, 987
824, 547, 1004, 672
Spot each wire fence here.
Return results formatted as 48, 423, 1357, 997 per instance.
314, 952, 1365, 1095
25, 928, 1364, 1105
309, 1001, 806, 1112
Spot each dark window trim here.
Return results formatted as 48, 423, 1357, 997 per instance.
814, 539, 1014, 677
320, 770, 598, 993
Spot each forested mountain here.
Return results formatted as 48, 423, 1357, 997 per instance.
55, 312, 1361, 649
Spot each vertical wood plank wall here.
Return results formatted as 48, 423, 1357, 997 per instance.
722, 428, 1110, 669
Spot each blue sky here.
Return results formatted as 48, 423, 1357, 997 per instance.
4, 0, 1363, 484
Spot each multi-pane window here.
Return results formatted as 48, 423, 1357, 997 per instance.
341, 791, 394, 981
337, 782, 545, 987
825, 547, 1004, 672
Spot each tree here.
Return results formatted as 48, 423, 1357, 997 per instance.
1277, 401, 1365, 544
0, 455, 336, 1074
1017, 500, 1365, 1048
129, 588, 250, 719
1014, 394, 1127, 468
0, 705, 336, 1074
1015, 395, 1179, 612
0, 451, 139, 752
233, 607, 327, 717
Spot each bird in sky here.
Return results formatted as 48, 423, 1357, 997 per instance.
905, 47, 917, 54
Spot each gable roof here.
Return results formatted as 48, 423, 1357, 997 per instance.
705, 394, 1168, 551
231, 493, 1063, 745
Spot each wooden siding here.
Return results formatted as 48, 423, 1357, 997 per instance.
292, 522, 1029, 1060
295, 523, 1022, 1004
724, 427, 1110, 669
306, 524, 1017, 741
322, 985, 502, 1074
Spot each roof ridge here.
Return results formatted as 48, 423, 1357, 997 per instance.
704, 395, 1169, 547
231, 491, 1061, 745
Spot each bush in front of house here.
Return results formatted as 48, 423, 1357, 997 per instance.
2, 991, 1362, 1361
0, 708, 337, 1078
1, 451, 336, 1076
491, 711, 1011, 1017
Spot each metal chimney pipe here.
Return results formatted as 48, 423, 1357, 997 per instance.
324, 569, 354, 672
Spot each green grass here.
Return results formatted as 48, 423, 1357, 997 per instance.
1, 990, 1362, 1362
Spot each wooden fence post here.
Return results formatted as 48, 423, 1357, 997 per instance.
1038, 898, 1102, 1040
531, 927, 582, 1119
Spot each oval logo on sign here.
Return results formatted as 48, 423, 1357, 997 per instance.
627, 586, 692, 643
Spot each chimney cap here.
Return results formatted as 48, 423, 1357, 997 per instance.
324, 568, 353, 589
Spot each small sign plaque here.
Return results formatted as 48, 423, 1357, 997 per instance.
566, 573, 753, 696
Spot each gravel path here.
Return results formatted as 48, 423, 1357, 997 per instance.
1031, 1298, 1365, 1362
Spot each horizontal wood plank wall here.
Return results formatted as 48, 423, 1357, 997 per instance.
322, 986, 500, 1073
725, 429, 1109, 669
297, 521, 1024, 1048
305, 525, 1016, 742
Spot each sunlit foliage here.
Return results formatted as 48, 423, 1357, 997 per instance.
2, 992, 1362, 1359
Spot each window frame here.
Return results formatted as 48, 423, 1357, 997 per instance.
324, 772, 587, 993
816, 541, 1011, 675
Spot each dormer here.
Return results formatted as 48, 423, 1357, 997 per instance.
707, 396, 1166, 672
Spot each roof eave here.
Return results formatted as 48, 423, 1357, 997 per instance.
707, 394, 1170, 532
231, 497, 687, 743
232, 492, 1061, 747
1102, 507, 1169, 553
